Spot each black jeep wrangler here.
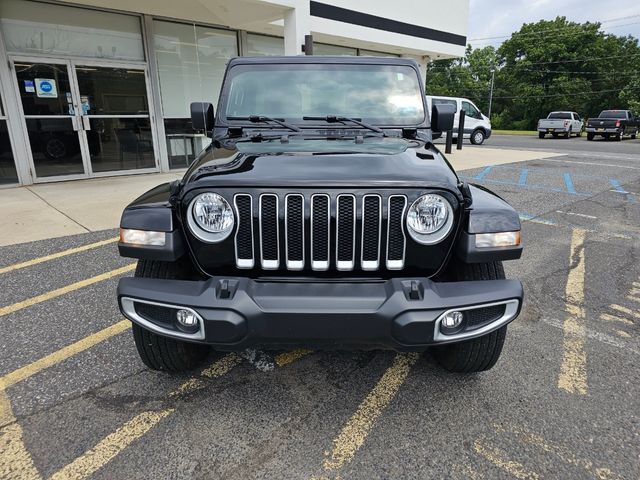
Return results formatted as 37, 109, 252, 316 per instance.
117, 56, 523, 373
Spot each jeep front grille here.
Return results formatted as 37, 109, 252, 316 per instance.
233, 193, 407, 272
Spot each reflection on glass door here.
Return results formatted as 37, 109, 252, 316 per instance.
0, 92, 19, 184
74, 65, 155, 173
13, 60, 85, 178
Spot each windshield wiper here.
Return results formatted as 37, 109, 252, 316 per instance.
302, 115, 387, 136
227, 115, 301, 132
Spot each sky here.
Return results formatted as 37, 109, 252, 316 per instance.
468, 0, 640, 48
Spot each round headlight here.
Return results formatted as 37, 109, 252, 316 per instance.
406, 194, 454, 244
187, 192, 234, 243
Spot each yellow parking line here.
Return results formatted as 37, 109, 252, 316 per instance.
170, 353, 243, 397
627, 296, 640, 304
633, 282, 640, 289
494, 424, 620, 479
0, 237, 119, 276
0, 264, 136, 318
600, 313, 634, 325
322, 353, 418, 472
0, 390, 41, 479
49, 409, 173, 480
274, 349, 312, 367
609, 304, 639, 320
616, 330, 631, 338
0, 320, 130, 390
473, 439, 539, 480
558, 228, 588, 395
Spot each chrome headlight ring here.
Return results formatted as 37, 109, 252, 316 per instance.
406, 194, 454, 245
187, 192, 235, 243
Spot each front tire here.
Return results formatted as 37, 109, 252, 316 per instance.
132, 259, 210, 372
587, 133, 594, 141
471, 129, 486, 145
431, 261, 508, 373
538, 132, 545, 139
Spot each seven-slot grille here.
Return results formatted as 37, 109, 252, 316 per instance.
233, 193, 407, 271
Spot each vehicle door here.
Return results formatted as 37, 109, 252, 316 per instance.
462, 100, 484, 137
572, 113, 583, 132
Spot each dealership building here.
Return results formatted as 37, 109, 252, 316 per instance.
0, 0, 469, 187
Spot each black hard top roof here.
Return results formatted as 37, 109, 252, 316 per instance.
227, 55, 419, 68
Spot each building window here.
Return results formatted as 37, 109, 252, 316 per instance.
246, 34, 284, 56
0, 93, 19, 185
153, 20, 238, 169
314, 43, 357, 56
0, 0, 144, 61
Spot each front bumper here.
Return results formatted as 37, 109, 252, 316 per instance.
118, 276, 523, 351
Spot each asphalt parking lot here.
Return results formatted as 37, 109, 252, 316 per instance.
1, 134, 639, 480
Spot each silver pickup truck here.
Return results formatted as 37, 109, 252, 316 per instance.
538, 111, 584, 138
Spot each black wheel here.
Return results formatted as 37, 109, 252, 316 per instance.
131, 259, 210, 372
566, 128, 572, 138
576, 130, 582, 137
470, 129, 486, 145
587, 133, 594, 141
538, 132, 545, 139
552, 133, 558, 138
431, 262, 508, 373
615, 131, 623, 141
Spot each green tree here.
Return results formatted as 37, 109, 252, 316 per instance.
426, 17, 640, 130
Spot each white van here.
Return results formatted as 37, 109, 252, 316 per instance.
425, 96, 492, 145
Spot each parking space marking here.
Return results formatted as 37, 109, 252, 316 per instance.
600, 313, 634, 325
0, 320, 130, 390
492, 424, 620, 479
616, 330, 631, 338
627, 295, 640, 303
609, 304, 639, 320
563, 173, 577, 195
0, 237, 119, 276
170, 353, 243, 397
321, 353, 418, 473
543, 317, 640, 356
558, 229, 588, 395
49, 409, 174, 480
473, 439, 540, 480
555, 210, 597, 220
0, 264, 135, 318
0, 419, 41, 480
275, 349, 313, 367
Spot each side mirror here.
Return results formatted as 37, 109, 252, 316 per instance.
431, 104, 456, 133
190, 102, 214, 135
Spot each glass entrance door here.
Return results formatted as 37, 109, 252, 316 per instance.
13, 59, 86, 179
74, 64, 156, 173
11, 57, 158, 180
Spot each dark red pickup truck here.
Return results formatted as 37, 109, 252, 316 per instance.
586, 110, 639, 141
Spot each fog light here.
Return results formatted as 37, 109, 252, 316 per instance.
176, 309, 198, 327
442, 311, 464, 329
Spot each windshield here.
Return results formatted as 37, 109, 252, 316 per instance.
599, 111, 627, 119
222, 63, 426, 126
548, 112, 571, 119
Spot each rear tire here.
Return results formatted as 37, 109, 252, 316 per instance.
131, 259, 210, 372
431, 261, 508, 373
587, 133, 594, 141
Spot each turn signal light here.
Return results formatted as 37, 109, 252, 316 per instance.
475, 231, 521, 248
120, 228, 166, 246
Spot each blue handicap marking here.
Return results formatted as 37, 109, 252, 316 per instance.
563, 173, 577, 195
474, 166, 493, 181
610, 179, 637, 204
518, 169, 529, 186
40, 81, 52, 92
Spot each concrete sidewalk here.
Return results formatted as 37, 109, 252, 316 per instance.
0, 146, 562, 246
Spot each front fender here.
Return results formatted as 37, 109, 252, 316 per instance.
118, 182, 186, 262
457, 184, 522, 263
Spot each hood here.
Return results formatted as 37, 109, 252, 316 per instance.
182, 140, 460, 192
